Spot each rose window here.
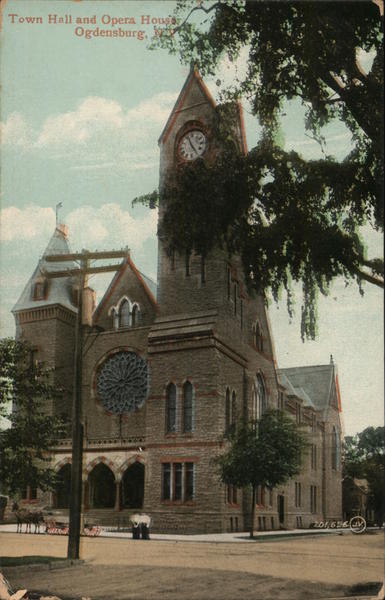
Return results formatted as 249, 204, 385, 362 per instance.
97, 351, 150, 414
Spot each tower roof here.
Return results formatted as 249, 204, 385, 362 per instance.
158, 66, 217, 146
12, 224, 78, 314
158, 66, 247, 155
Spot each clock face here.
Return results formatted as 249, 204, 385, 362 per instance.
179, 130, 208, 161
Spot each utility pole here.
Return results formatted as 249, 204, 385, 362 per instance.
45, 248, 129, 559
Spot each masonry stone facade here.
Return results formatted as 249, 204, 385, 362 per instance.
12, 68, 343, 533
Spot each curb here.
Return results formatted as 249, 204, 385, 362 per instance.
2, 559, 85, 571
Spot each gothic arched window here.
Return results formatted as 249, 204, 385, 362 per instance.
255, 322, 264, 352
166, 383, 177, 433
131, 304, 140, 327
119, 299, 130, 328
232, 391, 237, 432
111, 308, 119, 330
182, 381, 193, 433
251, 385, 257, 421
256, 374, 266, 420
225, 388, 231, 435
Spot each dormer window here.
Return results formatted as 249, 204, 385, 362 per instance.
33, 280, 46, 301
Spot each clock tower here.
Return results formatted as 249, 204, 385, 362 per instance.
156, 66, 248, 317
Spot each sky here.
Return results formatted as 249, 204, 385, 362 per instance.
0, 0, 383, 436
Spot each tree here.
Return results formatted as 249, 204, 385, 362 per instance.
344, 426, 385, 526
0, 338, 63, 497
216, 409, 309, 537
138, 0, 383, 340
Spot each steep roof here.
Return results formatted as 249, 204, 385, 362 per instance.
12, 225, 78, 314
278, 364, 336, 417
158, 66, 216, 146
93, 255, 158, 322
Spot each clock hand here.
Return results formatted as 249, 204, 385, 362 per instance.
187, 135, 199, 155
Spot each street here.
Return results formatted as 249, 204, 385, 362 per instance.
1, 530, 383, 599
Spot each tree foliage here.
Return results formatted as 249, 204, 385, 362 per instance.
0, 338, 63, 496
216, 409, 309, 536
139, 0, 383, 340
344, 426, 385, 524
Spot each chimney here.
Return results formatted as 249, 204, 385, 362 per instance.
56, 223, 69, 239
82, 287, 96, 327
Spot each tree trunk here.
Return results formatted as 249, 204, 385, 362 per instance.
250, 485, 256, 539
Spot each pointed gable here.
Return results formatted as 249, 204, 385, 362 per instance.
94, 255, 157, 330
159, 66, 217, 146
12, 224, 78, 315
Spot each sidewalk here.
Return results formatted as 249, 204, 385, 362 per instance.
0, 523, 345, 543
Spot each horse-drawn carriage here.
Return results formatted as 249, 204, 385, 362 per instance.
12, 503, 101, 536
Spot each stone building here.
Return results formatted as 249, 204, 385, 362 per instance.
12, 68, 343, 533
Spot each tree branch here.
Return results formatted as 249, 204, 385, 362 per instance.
172, 2, 221, 35
353, 266, 384, 288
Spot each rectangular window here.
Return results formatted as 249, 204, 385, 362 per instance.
226, 485, 238, 505
312, 413, 317, 432
295, 482, 302, 507
311, 445, 317, 470
185, 463, 194, 501
174, 463, 183, 501
162, 462, 195, 503
296, 403, 301, 424
310, 485, 317, 513
162, 463, 171, 500
257, 485, 265, 506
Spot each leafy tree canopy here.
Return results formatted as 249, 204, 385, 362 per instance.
0, 338, 63, 496
344, 426, 385, 523
137, 0, 383, 340
216, 409, 309, 536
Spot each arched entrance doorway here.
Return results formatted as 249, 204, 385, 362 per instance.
55, 463, 71, 508
121, 462, 145, 509
88, 463, 116, 508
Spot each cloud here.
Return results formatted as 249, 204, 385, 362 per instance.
0, 93, 177, 171
1, 202, 157, 254
66, 204, 157, 254
36, 97, 124, 147
0, 205, 55, 241
27, 92, 177, 150
0, 112, 34, 147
